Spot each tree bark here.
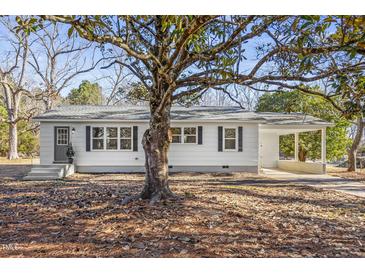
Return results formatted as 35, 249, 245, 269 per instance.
298, 144, 307, 162
8, 122, 19, 160
348, 116, 364, 172
139, 99, 175, 203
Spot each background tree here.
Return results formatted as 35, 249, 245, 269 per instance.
340, 76, 365, 171
248, 16, 365, 171
66, 80, 103, 105
28, 22, 107, 110
102, 64, 134, 105
30, 15, 364, 203
200, 85, 260, 110
256, 90, 352, 162
0, 17, 35, 159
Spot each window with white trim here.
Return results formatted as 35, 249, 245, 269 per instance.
171, 127, 197, 144
92, 127, 104, 150
120, 127, 132, 150
57, 128, 69, 145
224, 128, 236, 150
171, 127, 182, 143
106, 127, 118, 150
183, 127, 196, 143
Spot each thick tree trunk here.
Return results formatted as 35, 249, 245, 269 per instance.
298, 145, 307, 162
139, 101, 174, 203
8, 122, 19, 160
348, 117, 364, 172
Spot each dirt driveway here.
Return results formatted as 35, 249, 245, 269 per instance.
0, 172, 364, 257
262, 168, 365, 198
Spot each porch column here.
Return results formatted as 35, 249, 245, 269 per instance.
294, 132, 299, 161
321, 128, 326, 163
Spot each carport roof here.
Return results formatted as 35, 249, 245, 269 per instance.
33, 105, 333, 126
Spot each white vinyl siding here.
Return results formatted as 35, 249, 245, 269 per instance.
39, 121, 259, 168
169, 122, 258, 167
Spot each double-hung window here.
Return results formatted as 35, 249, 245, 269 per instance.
183, 127, 196, 143
171, 127, 197, 144
91, 126, 133, 151
120, 127, 132, 150
224, 128, 236, 150
92, 127, 104, 150
171, 127, 182, 143
106, 127, 118, 150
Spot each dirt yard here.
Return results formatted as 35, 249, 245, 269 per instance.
0, 172, 364, 258
328, 166, 365, 182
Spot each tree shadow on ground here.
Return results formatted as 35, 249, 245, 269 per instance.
0, 173, 364, 257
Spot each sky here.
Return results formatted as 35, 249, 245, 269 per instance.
0, 16, 270, 96
0, 16, 332, 106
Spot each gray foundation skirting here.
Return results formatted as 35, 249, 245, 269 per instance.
76, 165, 258, 173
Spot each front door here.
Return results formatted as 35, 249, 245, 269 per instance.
54, 127, 69, 162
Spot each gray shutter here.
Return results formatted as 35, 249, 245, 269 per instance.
218, 126, 223, 152
238, 126, 243, 152
198, 126, 203, 145
133, 126, 138, 151
86, 126, 91, 151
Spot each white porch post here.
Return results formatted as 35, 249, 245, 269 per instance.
294, 132, 299, 161
321, 128, 326, 163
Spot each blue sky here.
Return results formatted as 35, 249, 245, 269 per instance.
0, 17, 272, 97
1, 16, 322, 105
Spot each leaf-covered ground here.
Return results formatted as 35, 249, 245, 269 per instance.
0, 172, 364, 258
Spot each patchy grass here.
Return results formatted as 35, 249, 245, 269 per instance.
0, 172, 364, 258
0, 157, 39, 165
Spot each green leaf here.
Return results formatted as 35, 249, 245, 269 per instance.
67, 27, 74, 38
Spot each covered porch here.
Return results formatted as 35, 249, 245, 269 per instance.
259, 124, 328, 174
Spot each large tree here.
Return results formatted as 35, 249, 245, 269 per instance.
28, 22, 106, 110
0, 17, 33, 159
25, 15, 364, 203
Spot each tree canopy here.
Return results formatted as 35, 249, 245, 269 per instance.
66, 80, 103, 105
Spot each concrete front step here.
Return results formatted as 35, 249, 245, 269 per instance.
30, 168, 63, 173
27, 172, 61, 177
23, 164, 75, 181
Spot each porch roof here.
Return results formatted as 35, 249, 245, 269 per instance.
33, 105, 333, 126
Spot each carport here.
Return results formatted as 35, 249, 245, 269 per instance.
259, 121, 332, 174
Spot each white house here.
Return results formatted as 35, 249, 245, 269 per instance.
26, 105, 332, 180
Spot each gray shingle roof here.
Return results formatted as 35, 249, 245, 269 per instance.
33, 105, 332, 126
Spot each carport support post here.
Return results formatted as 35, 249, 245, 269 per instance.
294, 132, 299, 161
321, 128, 326, 164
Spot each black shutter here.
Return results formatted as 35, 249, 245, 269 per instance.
86, 126, 91, 151
133, 126, 138, 151
238, 126, 243, 152
218, 126, 223, 152
198, 126, 203, 145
